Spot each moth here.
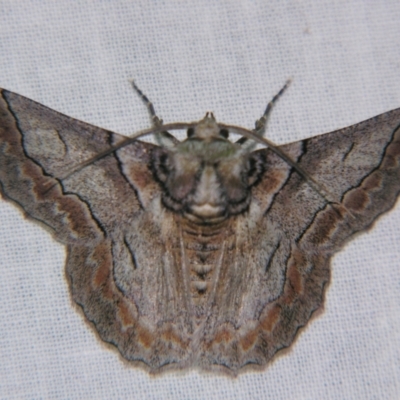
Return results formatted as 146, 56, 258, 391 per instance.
0, 82, 399, 375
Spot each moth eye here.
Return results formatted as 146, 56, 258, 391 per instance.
187, 127, 195, 138
219, 129, 229, 139
247, 155, 265, 186
159, 153, 171, 172
152, 149, 172, 183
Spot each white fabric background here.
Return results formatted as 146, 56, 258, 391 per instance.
0, 1, 399, 399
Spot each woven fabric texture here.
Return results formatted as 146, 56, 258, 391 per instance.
0, 1, 399, 399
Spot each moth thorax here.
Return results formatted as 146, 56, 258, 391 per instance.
153, 136, 254, 225
188, 165, 225, 219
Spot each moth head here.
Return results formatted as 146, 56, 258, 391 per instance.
152, 114, 264, 224
186, 112, 229, 141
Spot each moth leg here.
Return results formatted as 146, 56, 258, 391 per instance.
130, 80, 179, 147
236, 79, 291, 148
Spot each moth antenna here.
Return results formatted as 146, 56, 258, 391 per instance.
229, 80, 355, 216
222, 121, 355, 214
130, 80, 160, 126
51, 122, 194, 184
53, 115, 349, 216
237, 79, 292, 149
255, 78, 292, 134
130, 80, 179, 147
